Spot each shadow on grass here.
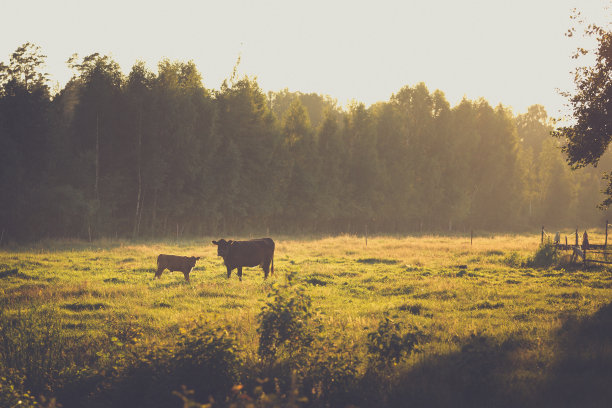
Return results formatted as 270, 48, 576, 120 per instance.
536, 302, 612, 408
379, 335, 532, 408
61, 302, 108, 312
357, 258, 400, 265
377, 301, 612, 408
0, 268, 33, 279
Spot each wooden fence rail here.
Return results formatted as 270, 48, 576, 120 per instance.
543, 220, 612, 265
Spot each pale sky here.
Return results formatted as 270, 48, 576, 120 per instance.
1, 0, 610, 119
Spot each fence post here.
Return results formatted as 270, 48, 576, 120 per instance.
575, 228, 578, 246
541, 226, 544, 244
605, 220, 608, 249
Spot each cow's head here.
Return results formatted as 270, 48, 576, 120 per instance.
188, 256, 200, 268
212, 239, 233, 257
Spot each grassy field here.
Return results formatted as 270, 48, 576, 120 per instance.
1, 233, 612, 407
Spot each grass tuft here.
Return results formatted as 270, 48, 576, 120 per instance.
0, 268, 32, 279
357, 257, 400, 265
61, 302, 108, 312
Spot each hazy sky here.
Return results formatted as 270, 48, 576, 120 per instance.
1, 0, 610, 118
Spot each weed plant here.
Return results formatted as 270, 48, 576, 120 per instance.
527, 242, 559, 268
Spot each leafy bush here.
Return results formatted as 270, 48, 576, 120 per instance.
257, 274, 315, 365
301, 336, 362, 406
172, 323, 242, 403
256, 273, 363, 404
95, 321, 242, 408
366, 316, 422, 369
527, 242, 559, 268
174, 380, 307, 408
504, 251, 525, 268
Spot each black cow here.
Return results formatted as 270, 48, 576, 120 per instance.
155, 254, 200, 282
212, 238, 275, 281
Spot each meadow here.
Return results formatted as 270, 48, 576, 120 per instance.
1, 233, 612, 407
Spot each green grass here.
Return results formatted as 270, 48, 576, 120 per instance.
1, 234, 612, 407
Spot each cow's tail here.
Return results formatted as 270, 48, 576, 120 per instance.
271, 240, 275, 276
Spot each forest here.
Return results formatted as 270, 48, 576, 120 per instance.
0, 43, 610, 243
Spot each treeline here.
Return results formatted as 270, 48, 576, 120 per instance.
0, 43, 609, 242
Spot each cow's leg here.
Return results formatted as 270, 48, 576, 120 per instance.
238, 267, 243, 282
155, 267, 164, 279
184, 268, 192, 282
263, 261, 270, 279
227, 266, 232, 279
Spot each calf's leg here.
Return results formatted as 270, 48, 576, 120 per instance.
183, 268, 192, 282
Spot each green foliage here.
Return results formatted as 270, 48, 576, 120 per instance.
527, 242, 559, 268
3, 42, 610, 242
256, 275, 362, 404
172, 323, 242, 402
173, 379, 308, 408
366, 316, 422, 368
257, 274, 314, 365
0, 307, 66, 396
552, 14, 612, 208
504, 251, 525, 268
300, 335, 361, 405
94, 321, 241, 408
0, 374, 39, 408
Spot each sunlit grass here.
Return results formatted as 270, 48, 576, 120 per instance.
1, 233, 611, 405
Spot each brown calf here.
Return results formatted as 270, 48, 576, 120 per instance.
155, 254, 200, 282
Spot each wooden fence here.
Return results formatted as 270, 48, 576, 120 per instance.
543, 220, 612, 265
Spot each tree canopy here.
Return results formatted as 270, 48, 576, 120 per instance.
0, 43, 609, 242
553, 12, 612, 207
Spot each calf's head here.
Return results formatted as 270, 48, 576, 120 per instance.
188, 256, 200, 268
212, 239, 233, 257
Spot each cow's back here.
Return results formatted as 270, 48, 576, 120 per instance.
261, 238, 275, 251
157, 254, 187, 271
227, 238, 274, 268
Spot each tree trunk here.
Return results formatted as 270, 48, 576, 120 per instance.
152, 189, 158, 235
95, 112, 100, 200
133, 108, 143, 239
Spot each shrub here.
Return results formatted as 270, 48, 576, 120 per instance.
527, 242, 559, 268
504, 251, 525, 268
174, 380, 307, 408
366, 316, 422, 369
301, 336, 362, 406
172, 324, 242, 403
95, 321, 242, 408
257, 274, 314, 365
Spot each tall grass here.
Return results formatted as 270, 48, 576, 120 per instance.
0, 306, 66, 395
0, 234, 611, 407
